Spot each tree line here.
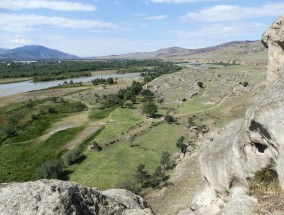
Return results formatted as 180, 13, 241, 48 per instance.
0, 60, 178, 82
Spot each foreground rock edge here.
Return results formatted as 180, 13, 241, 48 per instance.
0, 179, 154, 215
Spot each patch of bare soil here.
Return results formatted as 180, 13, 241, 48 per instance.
38, 112, 89, 142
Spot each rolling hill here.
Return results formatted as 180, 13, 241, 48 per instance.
0, 45, 79, 60
100, 40, 267, 63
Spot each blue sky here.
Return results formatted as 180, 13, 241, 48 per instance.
0, 0, 283, 57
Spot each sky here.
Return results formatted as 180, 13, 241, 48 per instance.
0, 0, 283, 57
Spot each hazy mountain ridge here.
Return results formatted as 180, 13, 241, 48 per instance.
99, 40, 267, 61
0, 48, 7, 53
0, 45, 79, 60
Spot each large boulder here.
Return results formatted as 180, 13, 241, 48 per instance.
262, 15, 284, 84
0, 179, 154, 215
185, 15, 284, 215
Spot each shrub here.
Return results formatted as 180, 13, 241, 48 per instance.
197, 81, 204, 88
124, 100, 134, 108
176, 136, 187, 154
36, 160, 63, 179
164, 114, 175, 123
242, 81, 249, 87
253, 168, 278, 185
62, 149, 82, 166
117, 178, 141, 195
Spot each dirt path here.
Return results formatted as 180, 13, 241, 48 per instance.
38, 112, 89, 142
145, 153, 204, 215
66, 122, 106, 150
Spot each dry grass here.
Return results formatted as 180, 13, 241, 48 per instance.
249, 180, 284, 214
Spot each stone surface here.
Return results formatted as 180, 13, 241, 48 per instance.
184, 14, 284, 215
0, 180, 154, 215
262, 15, 284, 84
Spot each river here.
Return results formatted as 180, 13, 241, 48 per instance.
0, 73, 140, 97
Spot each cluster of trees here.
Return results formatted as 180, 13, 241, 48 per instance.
0, 97, 87, 143
91, 77, 115, 85
59, 80, 83, 86
94, 80, 159, 118
95, 81, 143, 109
141, 63, 182, 83
36, 148, 86, 180
120, 152, 173, 193
135, 152, 173, 188
0, 60, 179, 82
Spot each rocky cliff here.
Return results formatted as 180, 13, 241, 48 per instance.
0, 180, 154, 215
262, 16, 284, 84
180, 15, 284, 215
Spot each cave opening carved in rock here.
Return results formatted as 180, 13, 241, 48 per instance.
254, 142, 268, 153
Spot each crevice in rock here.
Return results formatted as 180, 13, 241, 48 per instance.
249, 120, 279, 154
249, 121, 271, 140
229, 177, 243, 188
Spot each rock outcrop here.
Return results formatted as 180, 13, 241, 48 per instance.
262, 15, 284, 84
182, 15, 284, 215
0, 179, 154, 215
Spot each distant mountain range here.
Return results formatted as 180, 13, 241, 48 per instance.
0, 45, 79, 60
100, 40, 267, 62
0, 40, 267, 62
0, 48, 7, 53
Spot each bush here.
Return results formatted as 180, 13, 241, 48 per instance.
124, 100, 134, 108
242, 81, 249, 87
164, 114, 175, 123
176, 136, 187, 154
254, 168, 278, 185
62, 149, 82, 166
197, 81, 204, 88
36, 160, 63, 179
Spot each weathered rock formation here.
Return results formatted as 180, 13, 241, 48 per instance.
0, 180, 154, 215
262, 15, 284, 84
180, 15, 284, 215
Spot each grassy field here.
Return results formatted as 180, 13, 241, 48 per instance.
0, 127, 83, 183
68, 121, 186, 190
0, 62, 268, 215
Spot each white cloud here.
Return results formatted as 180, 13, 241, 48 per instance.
148, 0, 220, 3
0, 13, 125, 32
145, 15, 168, 20
171, 22, 266, 40
182, 2, 284, 22
0, 0, 96, 11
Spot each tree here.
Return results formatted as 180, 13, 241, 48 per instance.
176, 136, 187, 154
161, 151, 171, 170
134, 164, 151, 188
106, 77, 114, 85
142, 102, 158, 117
